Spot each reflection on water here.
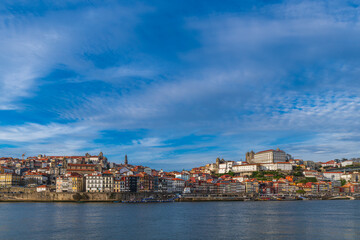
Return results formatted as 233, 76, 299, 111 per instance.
0, 201, 360, 240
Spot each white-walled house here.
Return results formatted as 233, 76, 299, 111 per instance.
341, 160, 354, 167
323, 172, 343, 181
232, 164, 259, 173
259, 162, 293, 171
36, 185, 48, 192
218, 161, 235, 174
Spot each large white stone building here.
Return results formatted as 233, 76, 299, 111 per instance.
252, 149, 287, 164
232, 162, 292, 174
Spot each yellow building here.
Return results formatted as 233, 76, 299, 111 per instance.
69, 173, 85, 192
245, 180, 259, 193
114, 179, 121, 192
0, 173, 21, 187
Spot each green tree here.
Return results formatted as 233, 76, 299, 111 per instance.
296, 189, 306, 194
341, 179, 347, 186
306, 177, 317, 183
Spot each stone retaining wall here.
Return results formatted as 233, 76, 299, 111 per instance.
0, 192, 175, 202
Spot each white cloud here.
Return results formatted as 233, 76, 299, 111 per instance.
131, 138, 163, 147
0, 3, 152, 109
0, 123, 90, 142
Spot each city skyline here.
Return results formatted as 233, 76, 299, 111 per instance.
1, 0, 360, 170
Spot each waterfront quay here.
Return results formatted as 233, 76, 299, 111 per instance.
0, 191, 358, 203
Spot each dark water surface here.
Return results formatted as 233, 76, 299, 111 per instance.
1, 200, 359, 240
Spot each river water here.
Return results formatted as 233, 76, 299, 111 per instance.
0, 200, 359, 240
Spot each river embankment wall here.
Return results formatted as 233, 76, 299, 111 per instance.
0, 192, 356, 202
0, 192, 175, 202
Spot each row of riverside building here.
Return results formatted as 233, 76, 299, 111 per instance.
1, 150, 360, 195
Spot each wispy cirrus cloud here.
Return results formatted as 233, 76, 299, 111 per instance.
0, 1, 153, 108
0, 122, 91, 142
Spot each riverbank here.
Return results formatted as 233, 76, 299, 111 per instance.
0, 192, 358, 202
0, 192, 176, 202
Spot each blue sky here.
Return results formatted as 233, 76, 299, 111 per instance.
1, 0, 360, 170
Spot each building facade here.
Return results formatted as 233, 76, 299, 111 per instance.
0, 173, 21, 187
246, 148, 287, 164
85, 172, 114, 192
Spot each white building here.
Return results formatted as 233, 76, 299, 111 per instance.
260, 162, 293, 171
252, 149, 287, 164
341, 172, 360, 182
36, 185, 48, 192
205, 163, 218, 174
86, 172, 114, 192
232, 176, 246, 182
86, 173, 103, 192
56, 176, 72, 192
175, 173, 190, 181
341, 160, 354, 167
236, 161, 248, 165
232, 164, 259, 173
24, 172, 48, 186
171, 178, 185, 193
102, 173, 114, 192
218, 161, 235, 174
341, 173, 352, 182
229, 182, 246, 193
320, 160, 337, 168
323, 172, 343, 181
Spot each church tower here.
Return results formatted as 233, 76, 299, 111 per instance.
125, 155, 128, 165
216, 157, 220, 166
246, 151, 255, 163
